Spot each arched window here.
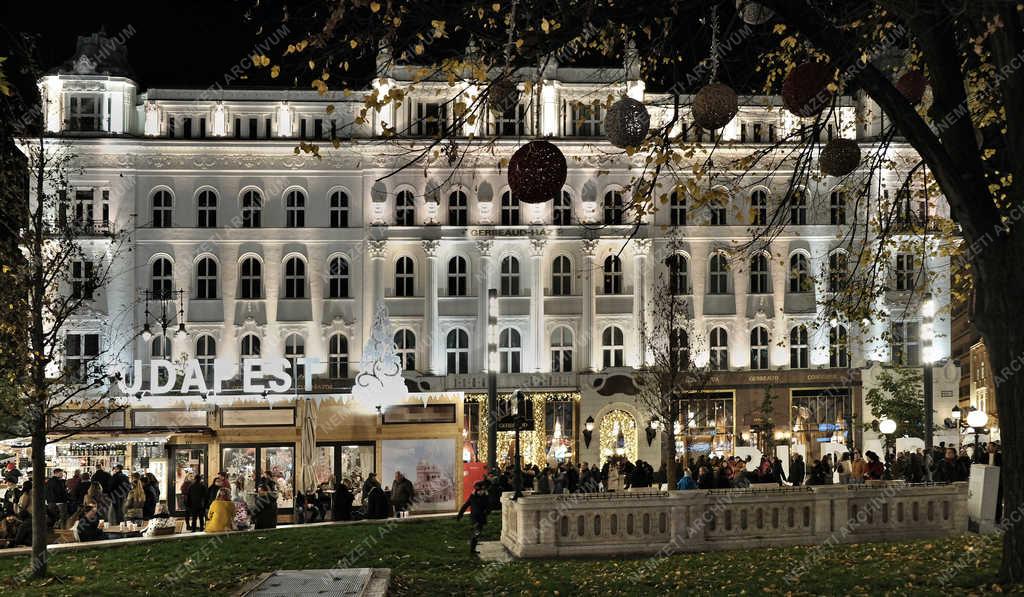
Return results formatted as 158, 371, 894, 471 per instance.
602, 326, 625, 368
240, 334, 261, 358
499, 328, 522, 373
152, 190, 172, 228
285, 189, 306, 228
603, 190, 624, 225
500, 190, 520, 226
151, 335, 171, 359
395, 256, 415, 297
447, 256, 468, 296
151, 257, 173, 298
789, 189, 808, 225
749, 253, 770, 294
395, 329, 416, 371
750, 189, 768, 226
239, 257, 262, 299
283, 257, 306, 299
197, 189, 217, 228
284, 333, 305, 383
709, 327, 729, 370
552, 255, 572, 296
830, 190, 846, 225
670, 192, 687, 226
828, 251, 848, 293
330, 190, 350, 228
790, 325, 809, 369
395, 189, 415, 226
788, 254, 811, 293
500, 256, 520, 296
709, 253, 729, 295
196, 335, 216, 383
446, 329, 470, 374
667, 254, 688, 295
448, 190, 468, 226
830, 324, 850, 368
551, 326, 574, 372
603, 255, 623, 294
329, 333, 349, 379
328, 256, 350, 298
195, 257, 218, 300
750, 326, 770, 370
241, 189, 262, 228
553, 190, 572, 225
709, 195, 727, 226
670, 327, 690, 367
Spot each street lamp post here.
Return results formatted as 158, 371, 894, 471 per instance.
879, 417, 897, 477
966, 408, 989, 459
486, 289, 498, 471
921, 294, 935, 481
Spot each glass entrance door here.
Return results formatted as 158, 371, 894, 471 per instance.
315, 442, 375, 502
169, 445, 207, 515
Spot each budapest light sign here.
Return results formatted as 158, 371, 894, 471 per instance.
115, 357, 327, 396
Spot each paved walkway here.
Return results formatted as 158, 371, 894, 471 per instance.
0, 512, 453, 559
234, 567, 391, 597
477, 541, 514, 563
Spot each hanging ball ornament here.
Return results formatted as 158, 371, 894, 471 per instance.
895, 70, 928, 106
487, 77, 520, 115
819, 138, 861, 177
605, 97, 651, 148
736, 0, 774, 25
782, 62, 835, 118
507, 140, 568, 204
692, 83, 739, 131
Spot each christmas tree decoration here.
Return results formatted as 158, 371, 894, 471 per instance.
605, 97, 651, 148
487, 77, 520, 115
782, 62, 835, 118
895, 70, 928, 106
819, 138, 861, 177
507, 140, 567, 204
736, 0, 774, 25
692, 83, 739, 131
353, 301, 409, 410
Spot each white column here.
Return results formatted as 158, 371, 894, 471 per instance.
530, 238, 547, 372
632, 239, 650, 367
476, 240, 493, 372
423, 240, 441, 375
581, 239, 599, 371
366, 240, 388, 362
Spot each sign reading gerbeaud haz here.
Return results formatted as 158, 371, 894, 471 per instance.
115, 357, 326, 396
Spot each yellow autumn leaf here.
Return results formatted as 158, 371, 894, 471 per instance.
370, 1, 381, 12
772, 24, 786, 34
350, 39, 359, 49
414, 43, 425, 55
270, 65, 281, 79
541, 18, 550, 33
431, 20, 447, 37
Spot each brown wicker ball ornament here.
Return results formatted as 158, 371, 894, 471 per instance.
692, 83, 739, 131
819, 138, 861, 177
487, 78, 520, 115
782, 62, 835, 118
895, 70, 927, 105
605, 97, 651, 148
507, 140, 567, 204
736, 0, 774, 25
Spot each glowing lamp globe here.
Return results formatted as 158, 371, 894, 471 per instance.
966, 410, 989, 429
507, 140, 567, 204
782, 62, 835, 118
819, 138, 861, 177
692, 83, 739, 131
878, 418, 897, 435
605, 97, 651, 148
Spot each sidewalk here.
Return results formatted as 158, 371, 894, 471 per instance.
0, 512, 453, 559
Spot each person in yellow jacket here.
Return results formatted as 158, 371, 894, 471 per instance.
204, 488, 235, 533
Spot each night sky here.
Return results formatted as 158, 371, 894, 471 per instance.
2, 0, 266, 89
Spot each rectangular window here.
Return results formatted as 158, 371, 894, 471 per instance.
571, 101, 603, 137
313, 119, 324, 139
492, 104, 526, 137
183, 118, 193, 139
71, 260, 94, 300
248, 118, 258, 139
68, 95, 102, 132
891, 321, 921, 366
895, 254, 917, 291
234, 118, 242, 138
65, 333, 100, 383
199, 117, 207, 138
415, 102, 446, 136
264, 118, 272, 139
168, 117, 176, 138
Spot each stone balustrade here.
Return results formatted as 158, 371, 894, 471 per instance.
500, 482, 969, 558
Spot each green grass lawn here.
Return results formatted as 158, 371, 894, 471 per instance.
0, 517, 1009, 596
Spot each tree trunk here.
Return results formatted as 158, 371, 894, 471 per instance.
30, 428, 48, 577
974, 248, 1024, 583
663, 426, 678, 490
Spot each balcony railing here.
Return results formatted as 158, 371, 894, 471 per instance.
45, 218, 115, 237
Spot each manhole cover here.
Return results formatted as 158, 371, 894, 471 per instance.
243, 568, 372, 596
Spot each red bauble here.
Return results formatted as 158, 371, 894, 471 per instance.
507, 140, 567, 204
782, 62, 835, 118
896, 70, 927, 105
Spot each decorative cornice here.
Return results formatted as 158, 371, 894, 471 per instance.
422, 239, 440, 258
366, 239, 388, 258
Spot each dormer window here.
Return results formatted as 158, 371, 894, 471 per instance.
412, 102, 446, 136
67, 94, 102, 132
570, 101, 603, 137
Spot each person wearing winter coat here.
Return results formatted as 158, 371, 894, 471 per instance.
332, 481, 355, 521
90, 465, 111, 494
45, 468, 69, 528
205, 488, 235, 533
123, 476, 146, 521
789, 455, 806, 486
364, 481, 389, 519
142, 473, 160, 519
186, 474, 209, 531
676, 470, 698, 490
390, 472, 415, 516
142, 504, 175, 537
457, 481, 492, 554
107, 465, 131, 524
75, 506, 107, 542
251, 484, 278, 529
